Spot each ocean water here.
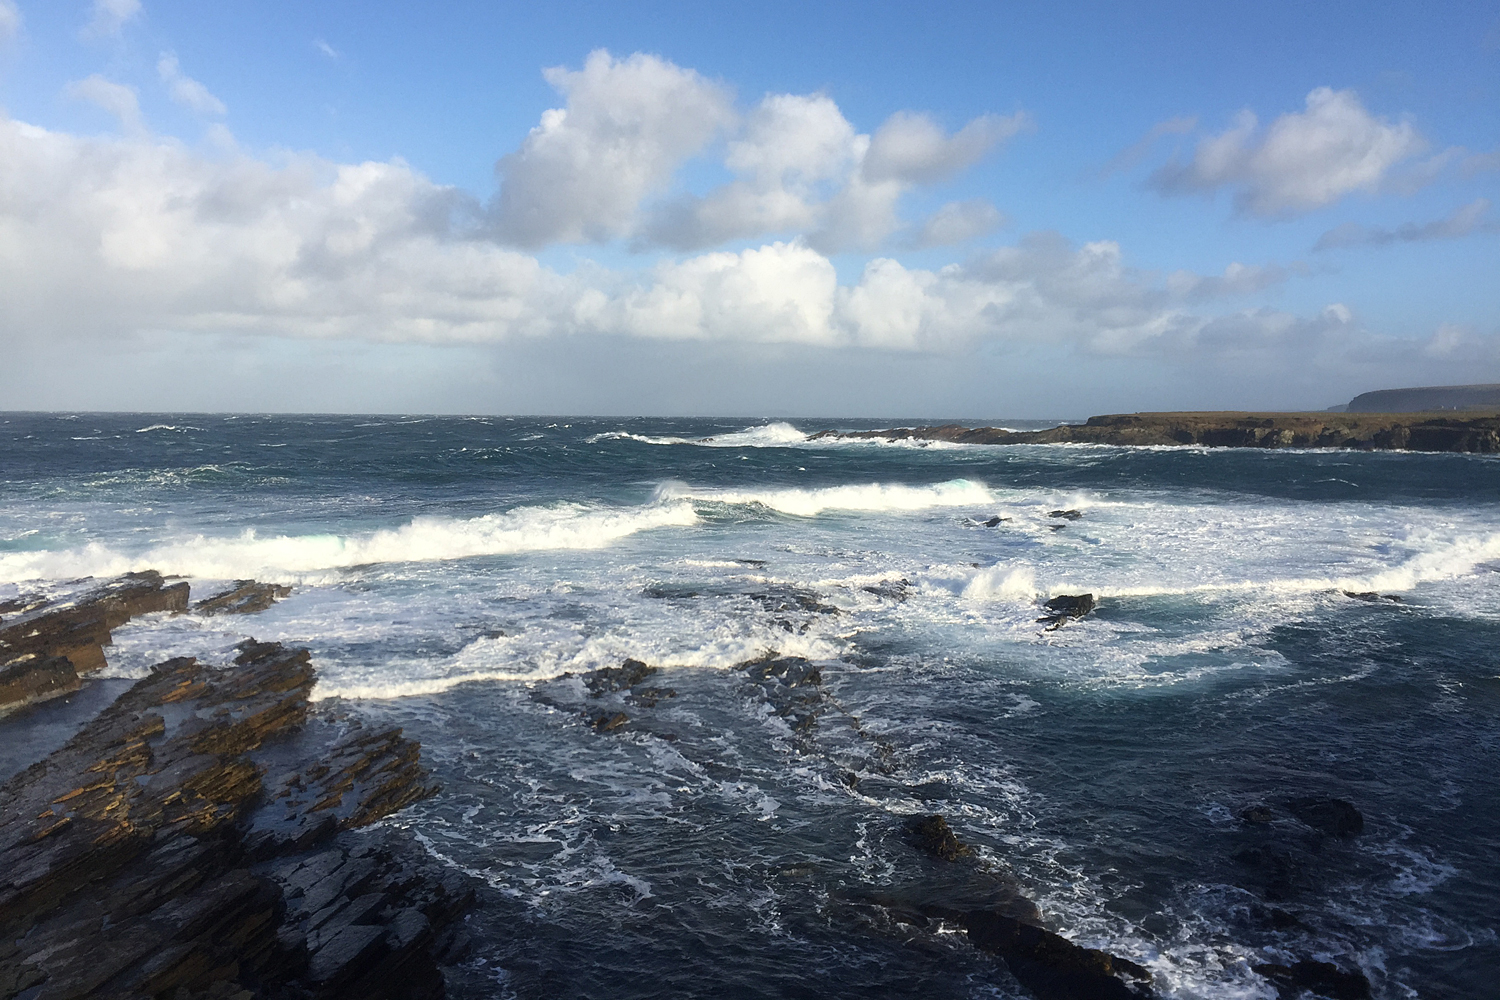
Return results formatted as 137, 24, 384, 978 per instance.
2, 413, 1498, 999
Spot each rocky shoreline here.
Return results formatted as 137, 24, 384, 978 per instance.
1, 573, 1378, 999
812, 410, 1500, 452
0, 578, 476, 1000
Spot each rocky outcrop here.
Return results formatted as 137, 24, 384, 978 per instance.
1037, 594, 1095, 630
195, 580, 293, 616
0, 572, 190, 716
813, 410, 1500, 453
854, 813, 1153, 1000
0, 639, 467, 999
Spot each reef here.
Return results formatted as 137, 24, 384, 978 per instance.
813, 410, 1500, 452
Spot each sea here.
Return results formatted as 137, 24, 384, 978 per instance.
1, 413, 1497, 1000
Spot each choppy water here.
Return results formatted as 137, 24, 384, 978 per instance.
2, 413, 1498, 999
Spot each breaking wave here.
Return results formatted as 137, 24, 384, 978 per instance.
0, 502, 699, 583
659, 478, 996, 517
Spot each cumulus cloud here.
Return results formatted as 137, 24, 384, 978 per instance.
157, 53, 227, 116
862, 111, 1029, 184
0, 0, 21, 43
1152, 87, 1425, 216
907, 199, 1006, 248
0, 108, 1432, 381
64, 75, 143, 133
82, 0, 141, 39
1314, 198, 1498, 250
645, 95, 1025, 253
491, 50, 734, 247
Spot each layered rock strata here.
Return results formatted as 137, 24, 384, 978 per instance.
0, 572, 189, 716
0, 639, 468, 1000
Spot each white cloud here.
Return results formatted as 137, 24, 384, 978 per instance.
82, 0, 141, 39
908, 199, 1006, 247
643, 93, 855, 249
1152, 87, 1425, 216
2, 108, 1458, 386
1100, 115, 1197, 177
492, 49, 734, 247
863, 111, 1029, 184
1315, 198, 1498, 250
64, 75, 143, 133
157, 53, 227, 116
315, 38, 338, 59
0, 0, 21, 43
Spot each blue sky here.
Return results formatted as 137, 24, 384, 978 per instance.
0, 0, 1496, 416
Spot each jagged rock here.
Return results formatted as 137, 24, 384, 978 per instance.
1037, 594, 1096, 630
0, 638, 465, 1000
960, 911, 1153, 1000
1240, 804, 1274, 824
583, 658, 656, 695
862, 578, 912, 600
0, 572, 190, 715
1047, 510, 1083, 520
194, 581, 293, 616
1341, 590, 1402, 603
1253, 959, 1372, 999
1286, 797, 1364, 838
739, 654, 825, 732
908, 814, 973, 861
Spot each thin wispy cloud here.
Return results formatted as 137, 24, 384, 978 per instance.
81, 0, 141, 40
315, 38, 338, 59
1315, 198, 1498, 250
157, 53, 227, 116
1099, 115, 1197, 178
0, 0, 21, 43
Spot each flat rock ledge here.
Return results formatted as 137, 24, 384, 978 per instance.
1, 572, 189, 717
0, 638, 472, 1000
814, 410, 1500, 452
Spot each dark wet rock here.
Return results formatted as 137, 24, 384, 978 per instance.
862, 578, 912, 601
590, 711, 630, 732
583, 657, 657, 695
738, 654, 827, 733
751, 587, 841, 616
1240, 804, 1275, 824
1340, 590, 1402, 603
1037, 594, 1096, 630
1286, 797, 1364, 838
194, 580, 293, 615
0, 571, 190, 715
1253, 959, 1372, 1000
1047, 509, 1083, 520
961, 911, 1153, 1000
0, 638, 469, 999
1232, 845, 1302, 901
628, 686, 676, 708
908, 814, 973, 861
983, 516, 1007, 527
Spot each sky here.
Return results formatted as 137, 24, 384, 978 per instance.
0, 0, 1496, 417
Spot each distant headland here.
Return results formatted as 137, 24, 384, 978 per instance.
813, 405, 1500, 453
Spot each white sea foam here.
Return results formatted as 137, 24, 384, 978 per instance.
658, 478, 995, 517
0, 502, 699, 583
135, 424, 204, 433
588, 422, 809, 448
961, 563, 1039, 602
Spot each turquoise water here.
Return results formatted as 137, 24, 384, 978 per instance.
3, 414, 1498, 998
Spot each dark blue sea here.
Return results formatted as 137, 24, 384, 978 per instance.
2, 413, 1498, 999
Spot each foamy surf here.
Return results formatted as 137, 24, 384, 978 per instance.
657, 478, 996, 517
0, 502, 699, 583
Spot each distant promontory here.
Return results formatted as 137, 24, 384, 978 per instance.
812, 410, 1500, 452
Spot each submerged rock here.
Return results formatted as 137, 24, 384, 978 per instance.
1252, 959, 1372, 1000
0, 638, 466, 999
194, 579, 293, 615
1285, 797, 1364, 838
0, 571, 190, 716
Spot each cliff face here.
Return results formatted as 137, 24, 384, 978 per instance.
814, 411, 1500, 452
1346, 384, 1500, 413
